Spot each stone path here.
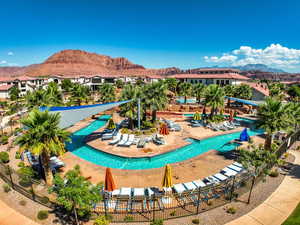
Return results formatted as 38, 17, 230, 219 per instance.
225, 150, 300, 225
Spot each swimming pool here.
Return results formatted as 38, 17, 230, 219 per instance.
176, 98, 197, 104
66, 115, 263, 170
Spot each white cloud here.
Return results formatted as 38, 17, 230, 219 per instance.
0, 60, 7, 64
7, 51, 14, 56
204, 44, 300, 69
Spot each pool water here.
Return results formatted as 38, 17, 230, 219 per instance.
66, 115, 263, 170
176, 98, 197, 104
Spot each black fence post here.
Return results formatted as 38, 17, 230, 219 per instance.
7, 165, 14, 189
152, 194, 156, 221
104, 194, 107, 217
247, 176, 256, 204
229, 176, 236, 202
31, 182, 36, 201
196, 186, 201, 214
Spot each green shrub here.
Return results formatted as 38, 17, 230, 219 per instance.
94, 215, 110, 225
192, 218, 200, 224
1, 135, 9, 145
123, 215, 134, 222
105, 214, 113, 221
18, 162, 25, 167
0, 151, 9, 163
120, 128, 130, 134
15, 151, 21, 159
169, 210, 176, 216
269, 170, 279, 177
19, 200, 27, 206
226, 206, 237, 214
2, 183, 11, 193
133, 130, 142, 136
40, 196, 49, 204
17, 165, 36, 186
37, 210, 48, 220
150, 219, 164, 225
142, 121, 154, 129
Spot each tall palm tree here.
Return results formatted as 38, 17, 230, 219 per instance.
98, 83, 116, 103
178, 82, 192, 104
44, 82, 63, 106
15, 110, 70, 184
120, 84, 140, 129
234, 84, 253, 100
204, 84, 225, 118
144, 82, 168, 122
193, 83, 206, 104
164, 78, 179, 94
70, 83, 90, 106
285, 102, 300, 130
256, 97, 293, 150
224, 85, 236, 107
25, 89, 47, 110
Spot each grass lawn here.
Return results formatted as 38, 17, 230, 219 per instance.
282, 203, 300, 225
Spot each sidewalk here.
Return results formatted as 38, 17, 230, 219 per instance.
226, 150, 300, 225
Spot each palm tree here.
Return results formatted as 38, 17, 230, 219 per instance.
178, 82, 192, 104
70, 83, 90, 106
98, 83, 116, 103
193, 83, 206, 104
9, 86, 20, 101
256, 97, 293, 150
119, 84, 140, 129
224, 85, 236, 107
285, 102, 300, 129
234, 84, 253, 100
61, 79, 74, 92
15, 110, 70, 184
143, 82, 168, 122
44, 82, 63, 106
164, 78, 179, 94
204, 84, 225, 118
25, 89, 47, 110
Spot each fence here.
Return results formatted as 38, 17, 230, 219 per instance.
0, 129, 299, 223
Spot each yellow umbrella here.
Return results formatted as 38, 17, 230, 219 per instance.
193, 111, 201, 121
162, 164, 173, 188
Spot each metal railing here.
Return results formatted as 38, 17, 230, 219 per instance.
0, 129, 299, 223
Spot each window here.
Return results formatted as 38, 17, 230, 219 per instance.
216, 80, 220, 85
226, 80, 230, 85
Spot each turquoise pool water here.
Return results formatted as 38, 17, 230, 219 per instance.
176, 98, 197, 104
66, 115, 263, 170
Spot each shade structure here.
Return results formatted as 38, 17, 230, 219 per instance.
162, 164, 173, 188
229, 110, 234, 122
107, 118, 116, 130
193, 111, 201, 121
105, 168, 116, 192
160, 123, 169, 135
239, 128, 250, 142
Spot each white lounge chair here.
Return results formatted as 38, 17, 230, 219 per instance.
120, 187, 132, 196
109, 133, 122, 145
117, 134, 129, 146
227, 164, 243, 172
205, 176, 220, 184
193, 180, 206, 188
173, 183, 186, 194
124, 134, 135, 147
233, 162, 243, 168
213, 173, 228, 181
183, 182, 197, 191
133, 188, 145, 197
221, 167, 238, 177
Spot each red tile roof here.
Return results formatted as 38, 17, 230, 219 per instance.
243, 82, 269, 96
0, 84, 14, 91
146, 75, 163, 79
0, 75, 36, 82
169, 73, 249, 80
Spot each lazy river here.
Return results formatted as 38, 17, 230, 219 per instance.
66, 115, 263, 170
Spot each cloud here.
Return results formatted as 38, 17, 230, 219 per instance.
7, 52, 14, 56
0, 60, 7, 64
204, 44, 300, 69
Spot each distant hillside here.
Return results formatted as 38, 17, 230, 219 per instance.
233, 64, 286, 73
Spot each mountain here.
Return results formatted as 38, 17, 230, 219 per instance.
232, 64, 286, 73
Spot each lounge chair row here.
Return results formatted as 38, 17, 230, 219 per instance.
164, 119, 181, 131
207, 121, 240, 131
24, 152, 65, 171
109, 133, 136, 147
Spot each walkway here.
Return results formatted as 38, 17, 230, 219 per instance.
226, 150, 300, 225
0, 200, 39, 225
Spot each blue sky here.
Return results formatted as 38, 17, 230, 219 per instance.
1, 0, 300, 72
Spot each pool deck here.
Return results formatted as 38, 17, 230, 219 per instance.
61, 113, 265, 188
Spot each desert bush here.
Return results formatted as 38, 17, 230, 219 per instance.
226, 206, 237, 214
94, 215, 110, 225
37, 210, 48, 220
18, 161, 25, 167
192, 218, 200, 224
19, 200, 27, 206
150, 219, 164, 225
1, 135, 9, 145
123, 215, 134, 222
15, 151, 21, 159
0, 151, 9, 163
2, 184, 11, 193
169, 210, 176, 216
40, 196, 49, 204
269, 170, 279, 177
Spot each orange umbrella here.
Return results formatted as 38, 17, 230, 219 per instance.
104, 168, 116, 192
160, 123, 169, 135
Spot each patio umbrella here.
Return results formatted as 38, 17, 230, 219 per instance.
107, 118, 116, 130
193, 111, 201, 121
162, 164, 173, 188
105, 168, 116, 192
239, 128, 250, 142
160, 123, 169, 135
229, 110, 234, 122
